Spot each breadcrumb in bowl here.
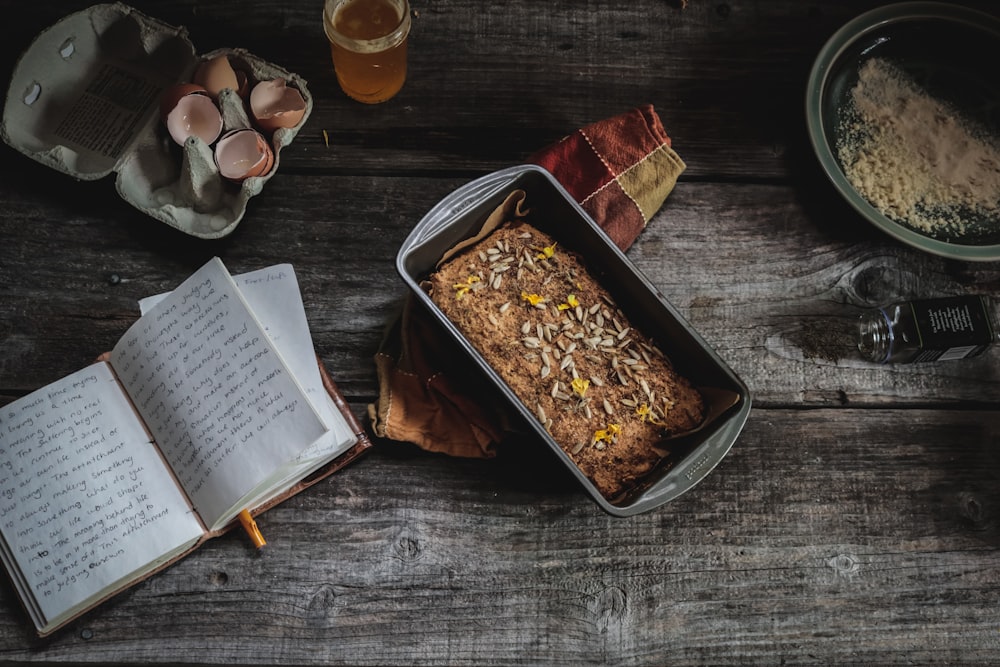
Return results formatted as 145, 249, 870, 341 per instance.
806, 2, 1000, 261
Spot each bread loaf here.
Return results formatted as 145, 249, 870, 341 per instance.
427, 219, 704, 500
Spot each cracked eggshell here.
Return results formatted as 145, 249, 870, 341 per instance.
234, 68, 251, 98
165, 91, 223, 146
249, 78, 306, 132
2, 5, 313, 240
214, 128, 274, 182
192, 54, 239, 100
159, 83, 208, 121
213, 47, 315, 153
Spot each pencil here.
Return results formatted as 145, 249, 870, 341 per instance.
238, 509, 267, 550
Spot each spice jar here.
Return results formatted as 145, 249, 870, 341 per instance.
858, 295, 1000, 363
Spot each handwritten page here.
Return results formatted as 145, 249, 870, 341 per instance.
110, 257, 329, 529
138, 263, 357, 466
0, 363, 204, 630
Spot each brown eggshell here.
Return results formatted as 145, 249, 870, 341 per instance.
165, 92, 224, 146
193, 55, 239, 100
249, 78, 306, 132
213, 128, 274, 182
234, 69, 251, 98
159, 83, 209, 122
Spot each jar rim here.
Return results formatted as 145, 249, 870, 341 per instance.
323, 0, 411, 53
858, 308, 893, 364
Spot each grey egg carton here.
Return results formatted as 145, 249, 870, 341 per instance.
1, 2, 313, 239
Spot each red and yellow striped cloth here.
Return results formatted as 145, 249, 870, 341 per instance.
530, 104, 686, 251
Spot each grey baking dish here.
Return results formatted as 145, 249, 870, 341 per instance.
397, 165, 751, 516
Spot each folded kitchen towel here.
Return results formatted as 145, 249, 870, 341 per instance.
368, 104, 686, 457
528, 104, 686, 250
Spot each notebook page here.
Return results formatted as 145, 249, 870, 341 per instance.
110, 257, 329, 529
138, 263, 357, 463
0, 363, 204, 631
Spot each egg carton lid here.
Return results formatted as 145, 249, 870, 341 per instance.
0, 2, 312, 239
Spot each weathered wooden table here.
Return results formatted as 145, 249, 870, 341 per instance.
1, 0, 999, 664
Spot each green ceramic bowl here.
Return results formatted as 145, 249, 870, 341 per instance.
806, 2, 1000, 261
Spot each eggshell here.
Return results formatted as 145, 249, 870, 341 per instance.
213, 128, 274, 182
234, 69, 251, 98
159, 83, 209, 122
193, 54, 239, 100
249, 78, 306, 132
165, 92, 224, 146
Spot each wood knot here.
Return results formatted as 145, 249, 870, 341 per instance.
593, 585, 628, 632
307, 584, 338, 615
826, 553, 860, 577
957, 492, 990, 530
393, 533, 423, 561
963, 496, 983, 521
846, 261, 915, 305
208, 570, 229, 586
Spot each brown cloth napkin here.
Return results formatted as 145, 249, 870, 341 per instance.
368, 104, 687, 457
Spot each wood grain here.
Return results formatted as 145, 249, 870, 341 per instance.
1, 0, 999, 664
1, 409, 998, 664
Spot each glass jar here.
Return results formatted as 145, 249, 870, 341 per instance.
323, 0, 411, 104
858, 295, 1000, 363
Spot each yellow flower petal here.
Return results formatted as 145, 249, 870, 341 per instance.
453, 276, 480, 299
521, 291, 545, 306
592, 422, 621, 445
636, 404, 663, 425
536, 242, 558, 260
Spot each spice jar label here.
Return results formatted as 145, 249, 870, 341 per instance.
858, 295, 999, 364
909, 297, 994, 362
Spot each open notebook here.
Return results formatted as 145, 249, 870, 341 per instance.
0, 257, 370, 636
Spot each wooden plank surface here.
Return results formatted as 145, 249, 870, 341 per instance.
1, 409, 998, 664
1, 0, 999, 664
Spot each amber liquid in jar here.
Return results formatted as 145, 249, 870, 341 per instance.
326, 0, 409, 104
